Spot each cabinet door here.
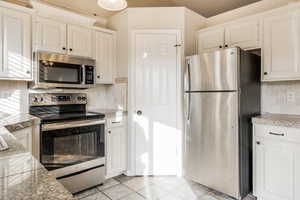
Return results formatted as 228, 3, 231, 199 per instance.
36, 17, 67, 54
0, 8, 31, 80
95, 31, 115, 84
225, 20, 260, 50
255, 138, 294, 200
197, 28, 224, 53
106, 126, 127, 178
67, 25, 92, 58
263, 10, 300, 81
12, 127, 32, 153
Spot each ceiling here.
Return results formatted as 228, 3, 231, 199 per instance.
7, 0, 262, 18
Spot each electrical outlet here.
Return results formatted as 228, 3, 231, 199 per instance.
287, 91, 296, 103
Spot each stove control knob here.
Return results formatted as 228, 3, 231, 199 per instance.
77, 96, 82, 101
82, 97, 86, 101
40, 97, 44, 102
33, 97, 38, 103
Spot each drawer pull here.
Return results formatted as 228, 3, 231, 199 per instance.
112, 121, 121, 124
269, 132, 285, 136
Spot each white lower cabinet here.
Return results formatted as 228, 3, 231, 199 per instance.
11, 127, 32, 153
106, 117, 127, 178
253, 124, 300, 200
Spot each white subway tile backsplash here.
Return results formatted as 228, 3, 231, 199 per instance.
262, 81, 300, 115
0, 80, 28, 118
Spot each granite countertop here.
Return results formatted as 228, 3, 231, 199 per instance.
252, 113, 300, 128
0, 114, 76, 200
89, 108, 127, 118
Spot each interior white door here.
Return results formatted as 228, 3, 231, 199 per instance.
133, 31, 179, 175
67, 25, 92, 57
1, 8, 31, 79
36, 17, 67, 54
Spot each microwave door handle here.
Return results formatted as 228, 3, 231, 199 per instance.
80, 65, 84, 84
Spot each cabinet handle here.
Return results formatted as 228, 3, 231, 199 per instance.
62, 47, 66, 50
264, 72, 268, 75
219, 45, 222, 49
112, 121, 121, 124
269, 132, 285, 137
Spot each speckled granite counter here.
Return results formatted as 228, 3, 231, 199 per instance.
252, 113, 300, 128
0, 114, 76, 200
89, 108, 127, 119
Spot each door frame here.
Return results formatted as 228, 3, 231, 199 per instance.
127, 29, 183, 176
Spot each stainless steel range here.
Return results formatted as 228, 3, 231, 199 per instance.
29, 93, 105, 194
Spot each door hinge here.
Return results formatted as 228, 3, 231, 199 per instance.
174, 44, 182, 47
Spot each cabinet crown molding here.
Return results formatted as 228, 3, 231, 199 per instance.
30, 0, 106, 28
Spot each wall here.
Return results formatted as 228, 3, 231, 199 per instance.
206, 0, 296, 26
261, 82, 300, 115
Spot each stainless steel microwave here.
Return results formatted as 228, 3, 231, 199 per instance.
30, 52, 96, 89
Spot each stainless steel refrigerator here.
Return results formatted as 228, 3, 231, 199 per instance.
184, 47, 261, 199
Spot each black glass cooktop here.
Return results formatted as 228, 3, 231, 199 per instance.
30, 104, 105, 123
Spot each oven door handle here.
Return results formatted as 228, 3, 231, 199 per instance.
42, 119, 106, 131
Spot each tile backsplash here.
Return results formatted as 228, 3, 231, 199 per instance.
0, 81, 28, 118
261, 81, 300, 115
1, 80, 299, 116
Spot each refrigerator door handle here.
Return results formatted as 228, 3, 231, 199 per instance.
185, 60, 191, 121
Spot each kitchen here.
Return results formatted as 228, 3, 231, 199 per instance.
0, 0, 300, 200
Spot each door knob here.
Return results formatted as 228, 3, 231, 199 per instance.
137, 110, 142, 115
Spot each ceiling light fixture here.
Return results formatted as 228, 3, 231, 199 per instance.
97, 0, 128, 11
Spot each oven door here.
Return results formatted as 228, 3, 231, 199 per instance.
41, 120, 105, 171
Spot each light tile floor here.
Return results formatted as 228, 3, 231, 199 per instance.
74, 175, 254, 200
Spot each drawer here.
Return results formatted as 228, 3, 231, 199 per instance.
254, 124, 300, 144
106, 117, 125, 128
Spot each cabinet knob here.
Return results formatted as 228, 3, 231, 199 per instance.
108, 131, 111, 134
256, 141, 261, 145
62, 47, 66, 50
137, 110, 143, 116
26, 71, 30, 74
264, 72, 268, 75
219, 45, 223, 49
97, 75, 100, 79
69, 48, 73, 52
224, 44, 228, 48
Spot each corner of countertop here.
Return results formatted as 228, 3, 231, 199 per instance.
252, 113, 300, 128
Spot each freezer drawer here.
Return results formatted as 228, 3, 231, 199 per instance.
185, 48, 238, 91
185, 91, 240, 198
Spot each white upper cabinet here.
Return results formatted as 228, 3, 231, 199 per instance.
67, 25, 92, 58
225, 20, 260, 50
197, 19, 260, 53
95, 31, 115, 84
262, 10, 300, 81
36, 17, 93, 58
197, 28, 225, 53
36, 17, 67, 54
0, 7, 32, 80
